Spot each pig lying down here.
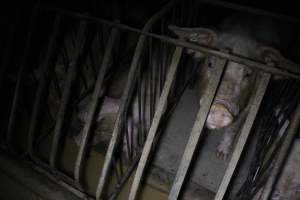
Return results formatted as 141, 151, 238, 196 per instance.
72, 74, 156, 160
168, 15, 293, 159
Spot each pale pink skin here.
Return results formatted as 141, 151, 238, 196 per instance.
206, 106, 233, 130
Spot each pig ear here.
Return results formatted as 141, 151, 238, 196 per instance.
259, 46, 300, 79
168, 25, 217, 45
259, 46, 284, 64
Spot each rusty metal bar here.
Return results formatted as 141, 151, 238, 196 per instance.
74, 27, 119, 184
41, 6, 300, 79
6, 3, 40, 147
129, 47, 183, 200
168, 57, 227, 200
95, 1, 179, 199
259, 100, 300, 200
214, 72, 271, 200
28, 15, 61, 157
50, 22, 86, 168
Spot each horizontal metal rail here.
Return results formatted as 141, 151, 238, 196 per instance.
36, 7, 300, 80
168, 57, 227, 200
214, 72, 271, 200
129, 47, 183, 200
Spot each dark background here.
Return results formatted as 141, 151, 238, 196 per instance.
0, 0, 299, 74
1, 0, 299, 29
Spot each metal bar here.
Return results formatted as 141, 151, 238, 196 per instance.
214, 72, 271, 200
259, 101, 300, 200
30, 152, 80, 189
129, 46, 183, 200
50, 22, 86, 168
74, 27, 119, 184
198, 0, 300, 24
28, 15, 61, 157
6, 3, 40, 147
95, 1, 179, 199
168, 57, 226, 200
41, 6, 300, 79
108, 155, 140, 200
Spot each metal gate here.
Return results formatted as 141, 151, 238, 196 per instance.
1, 1, 300, 200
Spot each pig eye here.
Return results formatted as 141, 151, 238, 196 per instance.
207, 57, 215, 68
244, 69, 253, 78
245, 72, 251, 77
189, 33, 199, 42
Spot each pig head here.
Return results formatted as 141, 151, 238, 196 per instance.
169, 24, 287, 159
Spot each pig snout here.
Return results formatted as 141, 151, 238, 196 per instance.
206, 104, 233, 130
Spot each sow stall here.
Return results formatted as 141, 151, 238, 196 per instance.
0, 1, 300, 200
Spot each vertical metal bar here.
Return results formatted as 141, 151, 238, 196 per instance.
95, 34, 144, 200
6, 3, 40, 147
49, 22, 86, 168
124, 115, 132, 161
128, 47, 183, 200
95, 2, 179, 199
28, 15, 61, 157
137, 64, 143, 146
108, 156, 140, 200
259, 99, 300, 200
74, 27, 119, 184
214, 72, 271, 200
168, 57, 227, 200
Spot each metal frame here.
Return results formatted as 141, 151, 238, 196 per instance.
50, 21, 87, 169
1, 0, 300, 200
168, 57, 227, 200
129, 47, 183, 200
214, 72, 271, 200
41, 7, 300, 80
74, 27, 119, 185
95, 1, 179, 199
260, 102, 300, 200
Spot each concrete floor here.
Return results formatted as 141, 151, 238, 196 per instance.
0, 89, 255, 200
0, 151, 80, 200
